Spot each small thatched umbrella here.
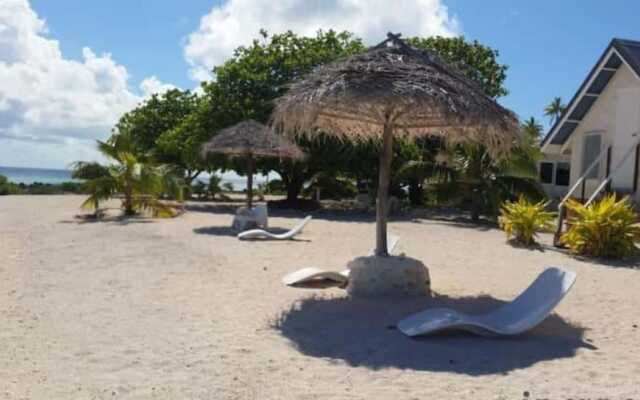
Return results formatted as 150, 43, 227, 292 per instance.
272, 33, 519, 256
202, 119, 304, 208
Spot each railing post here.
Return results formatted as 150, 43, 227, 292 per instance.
634, 143, 640, 193
581, 179, 586, 203
606, 146, 612, 193
554, 205, 567, 247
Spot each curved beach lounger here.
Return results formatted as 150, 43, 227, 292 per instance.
238, 216, 312, 240
281, 267, 349, 289
281, 235, 400, 289
397, 267, 576, 337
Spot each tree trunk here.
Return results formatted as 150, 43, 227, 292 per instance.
408, 178, 423, 206
184, 170, 202, 187
375, 122, 394, 257
123, 190, 135, 216
246, 154, 254, 209
286, 180, 304, 203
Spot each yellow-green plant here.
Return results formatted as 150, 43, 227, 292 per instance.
499, 197, 556, 246
561, 195, 640, 258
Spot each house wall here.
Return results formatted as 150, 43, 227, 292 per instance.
566, 63, 640, 200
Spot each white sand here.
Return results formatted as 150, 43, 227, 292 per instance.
1, 195, 639, 399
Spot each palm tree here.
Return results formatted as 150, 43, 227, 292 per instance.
440, 140, 544, 221
74, 132, 184, 218
522, 117, 543, 144
544, 97, 566, 125
71, 161, 113, 217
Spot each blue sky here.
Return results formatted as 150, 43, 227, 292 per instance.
2, 0, 640, 168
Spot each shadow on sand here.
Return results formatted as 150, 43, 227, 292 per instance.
272, 293, 593, 375
60, 213, 156, 225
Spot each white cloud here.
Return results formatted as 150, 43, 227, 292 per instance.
184, 0, 460, 81
140, 76, 177, 97
0, 0, 173, 169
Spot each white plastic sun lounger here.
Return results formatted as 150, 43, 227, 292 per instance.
397, 267, 576, 337
238, 216, 312, 240
281, 235, 400, 289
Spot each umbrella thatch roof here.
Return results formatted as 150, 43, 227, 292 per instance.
202, 120, 305, 160
272, 33, 519, 154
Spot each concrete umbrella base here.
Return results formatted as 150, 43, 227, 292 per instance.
346, 255, 431, 298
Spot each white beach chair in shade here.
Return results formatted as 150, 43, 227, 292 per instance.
238, 215, 312, 240
281, 235, 400, 289
397, 267, 576, 337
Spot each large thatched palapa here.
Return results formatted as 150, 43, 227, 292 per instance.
272, 33, 520, 256
202, 119, 304, 208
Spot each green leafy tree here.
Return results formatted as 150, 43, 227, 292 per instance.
114, 89, 201, 184
406, 36, 509, 98
194, 30, 365, 202
544, 97, 566, 125
443, 124, 544, 221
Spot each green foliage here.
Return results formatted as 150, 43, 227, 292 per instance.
115, 89, 202, 183
190, 30, 366, 202
191, 181, 208, 199
71, 162, 110, 180
427, 141, 544, 220
74, 132, 184, 217
207, 174, 231, 200
561, 195, 640, 258
0, 175, 21, 195
406, 36, 509, 98
264, 179, 285, 195
303, 173, 358, 200
499, 197, 556, 246
222, 182, 234, 192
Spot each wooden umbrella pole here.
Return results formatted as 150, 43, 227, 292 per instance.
247, 153, 254, 209
375, 121, 394, 257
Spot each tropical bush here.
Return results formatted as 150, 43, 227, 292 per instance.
265, 179, 285, 195
561, 195, 640, 258
303, 173, 357, 200
74, 133, 184, 218
0, 175, 21, 195
499, 197, 556, 246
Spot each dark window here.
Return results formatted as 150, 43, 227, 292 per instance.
555, 162, 570, 186
540, 162, 554, 184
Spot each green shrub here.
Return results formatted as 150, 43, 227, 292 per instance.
499, 197, 556, 246
561, 195, 640, 258
0, 175, 21, 195
265, 179, 285, 195
303, 174, 357, 200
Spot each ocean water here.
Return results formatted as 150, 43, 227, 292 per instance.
0, 166, 268, 190
0, 166, 75, 184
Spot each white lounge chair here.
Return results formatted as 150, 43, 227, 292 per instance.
397, 267, 576, 337
238, 215, 312, 240
281, 235, 400, 289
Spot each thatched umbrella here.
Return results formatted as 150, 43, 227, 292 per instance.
202, 119, 305, 208
272, 33, 519, 256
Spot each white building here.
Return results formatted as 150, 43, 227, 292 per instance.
540, 38, 640, 203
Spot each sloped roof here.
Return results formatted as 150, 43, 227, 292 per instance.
541, 39, 640, 148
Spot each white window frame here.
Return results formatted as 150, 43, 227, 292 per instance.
539, 160, 571, 187
539, 161, 556, 185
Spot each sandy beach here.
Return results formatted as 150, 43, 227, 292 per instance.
1, 195, 639, 399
